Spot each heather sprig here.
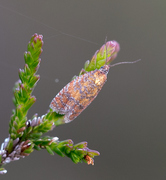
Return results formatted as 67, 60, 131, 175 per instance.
79, 40, 120, 75
0, 34, 120, 174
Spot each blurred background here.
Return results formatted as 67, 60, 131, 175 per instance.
0, 1, 165, 180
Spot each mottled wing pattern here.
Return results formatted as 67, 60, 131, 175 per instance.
50, 65, 110, 123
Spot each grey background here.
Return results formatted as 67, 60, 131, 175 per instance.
0, 0, 165, 180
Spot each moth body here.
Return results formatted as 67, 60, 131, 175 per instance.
50, 65, 110, 123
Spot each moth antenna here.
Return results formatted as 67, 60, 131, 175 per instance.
109, 59, 141, 68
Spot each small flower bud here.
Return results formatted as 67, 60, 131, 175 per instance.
84, 155, 94, 165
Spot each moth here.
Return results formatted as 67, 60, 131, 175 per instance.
49, 59, 140, 123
